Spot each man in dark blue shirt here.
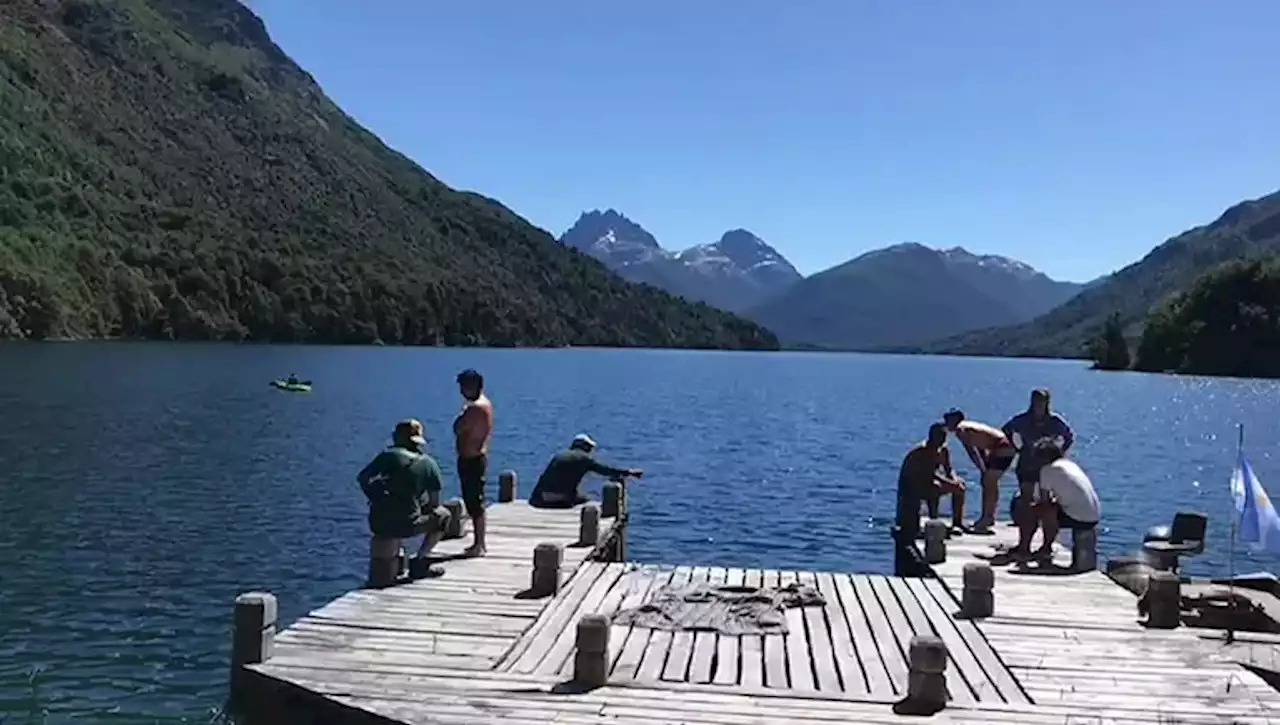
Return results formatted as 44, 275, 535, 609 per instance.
530, 434, 643, 508
1002, 388, 1076, 557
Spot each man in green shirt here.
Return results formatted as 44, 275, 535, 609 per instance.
357, 419, 451, 581
530, 434, 643, 508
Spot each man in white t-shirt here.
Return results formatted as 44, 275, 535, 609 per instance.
1030, 438, 1100, 560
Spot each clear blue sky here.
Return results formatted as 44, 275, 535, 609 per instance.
247, 0, 1280, 283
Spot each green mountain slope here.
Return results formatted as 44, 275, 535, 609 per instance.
0, 0, 777, 349
919, 189, 1280, 358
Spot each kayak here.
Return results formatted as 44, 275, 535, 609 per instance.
270, 379, 312, 393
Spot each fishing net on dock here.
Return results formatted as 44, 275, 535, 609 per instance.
611, 581, 825, 635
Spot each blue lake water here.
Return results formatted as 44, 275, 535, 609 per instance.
3, 342, 1280, 722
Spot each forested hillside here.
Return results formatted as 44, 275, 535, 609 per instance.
0, 0, 777, 349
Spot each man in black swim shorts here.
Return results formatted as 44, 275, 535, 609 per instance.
943, 409, 1016, 533
453, 369, 493, 558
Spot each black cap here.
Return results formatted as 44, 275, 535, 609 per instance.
457, 369, 483, 387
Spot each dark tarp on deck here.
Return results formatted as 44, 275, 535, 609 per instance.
611, 581, 826, 635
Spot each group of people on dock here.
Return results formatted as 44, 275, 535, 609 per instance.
354, 368, 643, 581
897, 388, 1101, 563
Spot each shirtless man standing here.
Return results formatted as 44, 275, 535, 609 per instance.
943, 409, 1016, 534
453, 369, 493, 558
897, 422, 967, 534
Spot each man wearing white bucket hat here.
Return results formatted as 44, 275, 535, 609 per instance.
529, 434, 643, 508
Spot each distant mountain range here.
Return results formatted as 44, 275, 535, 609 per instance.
561, 210, 1086, 350
918, 188, 1280, 359
747, 243, 1086, 350
560, 210, 802, 312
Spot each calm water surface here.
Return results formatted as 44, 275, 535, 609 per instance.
3, 343, 1280, 722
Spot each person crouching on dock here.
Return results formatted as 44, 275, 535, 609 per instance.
897, 422, 967, 534
357, 419, 451, 584
943, 409, 1016, 534
529, 434, 643, 508
1026, 438, 1099, 561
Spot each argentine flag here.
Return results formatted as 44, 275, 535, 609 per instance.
1230, 454, 1280, 554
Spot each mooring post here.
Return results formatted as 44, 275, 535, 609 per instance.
602, 480, 624, 518
898, 635, 949, 714
366, 537, 401, 588
531, 542, 563, 597
1071, 528, 1099, 572
961, 561, 994, 618
230, 592, 277, 710
573, 613, 611, 687
579, 502, 601, 547
923, 519, 948, 564
1146, 570, 1181, 629
498, 470, 517, 503
443, 498, 465, 539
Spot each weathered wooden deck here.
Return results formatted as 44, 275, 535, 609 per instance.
927, 521, 1280, 722
231, 507, 1280, 724
499, 563, 1028, 705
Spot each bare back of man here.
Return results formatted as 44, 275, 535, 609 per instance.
943, 410, 1013, 533
900, 424, 967, 532
455, 397, 493, 458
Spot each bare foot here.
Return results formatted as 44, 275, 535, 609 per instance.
462, 544, 487, 558
1030, 546, 1054, 562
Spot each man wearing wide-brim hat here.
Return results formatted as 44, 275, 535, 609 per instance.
357, 418, 451, 584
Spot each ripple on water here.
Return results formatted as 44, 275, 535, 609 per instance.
4, 344, 1280, 721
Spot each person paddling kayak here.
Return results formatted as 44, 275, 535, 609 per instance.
529, 434, 643, 508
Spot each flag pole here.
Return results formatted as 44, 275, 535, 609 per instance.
1227, 423, 1243, 644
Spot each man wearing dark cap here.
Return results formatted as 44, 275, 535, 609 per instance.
357, 418, 450, 582
453, 369, 493, 558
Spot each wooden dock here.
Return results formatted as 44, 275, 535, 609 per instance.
230, 505, 1280, 724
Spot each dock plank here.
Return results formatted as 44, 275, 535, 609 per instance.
687, 566, 727, 684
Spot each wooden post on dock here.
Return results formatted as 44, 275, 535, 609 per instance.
230, 592, 277, 710
498, 470, 517, 503
579, 502, 601, 547
602, 481, 624, 518
1071, 528, 1098, 572
531, 542, 564, 597
923, 519, 947, 564
961, 562, 994, 618
443, 498, 465, 539
573, 613, 611, 687
367, 537, 401, 589
1146, 571, 1181, 629
895, 635, 948, 715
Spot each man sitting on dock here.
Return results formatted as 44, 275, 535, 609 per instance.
1027, 438, 1099, 561
897, 422, 967, 534
357, 419, 451, 581
529, 434, 643, 508
943, 409, 1016, 534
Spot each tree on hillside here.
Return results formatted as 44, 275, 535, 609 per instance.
1088, 312, 1131, 371
1134, 258, 1280, 378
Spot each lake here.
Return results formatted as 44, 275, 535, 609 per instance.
2, 343, 1280, 722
